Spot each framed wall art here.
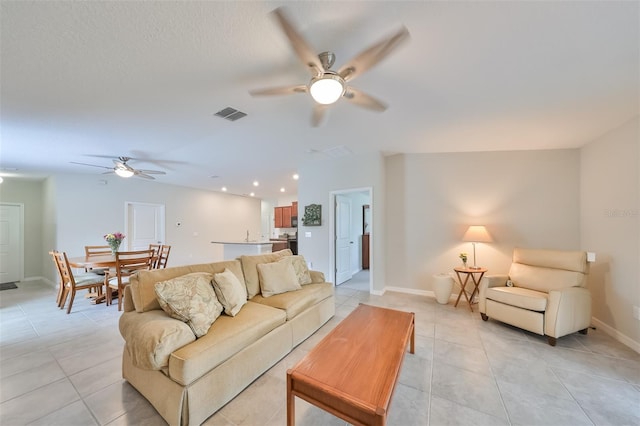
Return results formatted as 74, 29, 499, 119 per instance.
302, 204, 321, 226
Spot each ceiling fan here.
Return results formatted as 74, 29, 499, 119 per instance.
249, 7, 410, 126
70, 156, 166, 180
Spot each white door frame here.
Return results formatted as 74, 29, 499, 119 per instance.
329, 187, 373, 293
0, 203, 24, 283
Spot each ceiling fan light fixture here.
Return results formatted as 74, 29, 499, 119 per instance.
309, 74, 345, 105
115, 167, 134, 178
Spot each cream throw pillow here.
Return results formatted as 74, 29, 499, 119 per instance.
154, 272, 223, 338
257, 257, 302, 298
287, 255, 312, 285
212, 268, 247, 316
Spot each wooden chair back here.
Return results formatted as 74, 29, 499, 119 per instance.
85, 245, 112, 257
149, 244, 162, 265
114, 249, 155, 282
155, 245, 171, 269
84, 245, 112, 273
51, 250, 104, 314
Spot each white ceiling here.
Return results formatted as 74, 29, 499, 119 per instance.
1, 1, 638, 199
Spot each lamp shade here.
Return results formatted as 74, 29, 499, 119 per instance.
462, 225, 493, 243
115, 167, 134, 178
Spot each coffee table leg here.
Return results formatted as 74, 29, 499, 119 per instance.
287, 370, 295, 426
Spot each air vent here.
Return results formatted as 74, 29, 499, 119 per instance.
214, 107, 247, 121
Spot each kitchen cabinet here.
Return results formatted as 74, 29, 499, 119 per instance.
362, 234, 370, 270
274, 202, 297, 228
274, 207, 284, 228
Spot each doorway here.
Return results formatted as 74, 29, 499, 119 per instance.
330, 188, 372, 292
125, 202, 166, 250
0, 203, 23, 284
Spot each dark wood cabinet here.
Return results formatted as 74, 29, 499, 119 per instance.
362, 234, 370, 270
274, 207, 284, 228
274, 202, 297, 228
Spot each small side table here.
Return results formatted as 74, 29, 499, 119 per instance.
453, 267, 488, 312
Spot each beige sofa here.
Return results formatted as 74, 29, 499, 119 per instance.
118, 250, 335, 425
478, 247, 591, 346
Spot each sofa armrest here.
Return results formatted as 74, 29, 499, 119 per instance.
545, 287, 591, 338
478, 275, 509, 313
123, 284, 135, 312
119, 310, 196, 370
309, 270, 326, 283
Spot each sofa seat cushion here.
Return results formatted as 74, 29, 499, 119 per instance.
250, 283, 333, 320
168, 301, 286, 385
485, 286, 548, 312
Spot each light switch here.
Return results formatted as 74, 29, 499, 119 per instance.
587, 252, 596, 262
305, 232, 311, 238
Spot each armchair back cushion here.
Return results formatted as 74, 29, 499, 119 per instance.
508, 248, 588, 293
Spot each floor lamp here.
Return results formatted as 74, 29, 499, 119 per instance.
462, 225, 493, 269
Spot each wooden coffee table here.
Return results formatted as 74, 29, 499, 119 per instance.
287, 304, 415, 426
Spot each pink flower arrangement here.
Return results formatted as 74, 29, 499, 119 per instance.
104, 232, 126, 253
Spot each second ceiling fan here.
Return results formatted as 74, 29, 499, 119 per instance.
250, 7, 410, 126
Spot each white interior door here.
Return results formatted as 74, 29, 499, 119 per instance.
126, 202, 165, 250
335, 195, 353, 285
0, 204, 23, 283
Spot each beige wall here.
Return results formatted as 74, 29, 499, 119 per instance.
298, 152, 386, 292
4, 173, 261, 284
0, 178, 44, 278
385, 149, 581, 291
580, 117, 639, 345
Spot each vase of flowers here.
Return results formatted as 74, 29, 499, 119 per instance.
104, 232, 126, 255
459, 252, 468, 268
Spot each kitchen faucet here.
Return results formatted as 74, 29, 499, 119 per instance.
245, 230, 249, 242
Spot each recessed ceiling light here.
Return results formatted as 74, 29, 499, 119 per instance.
250, 192, 255, 197
293, 174, 299, 180
221, 187, 227, 192
253, 180, 259, 187
0, 177, 4, 184
280, 187, 285, 192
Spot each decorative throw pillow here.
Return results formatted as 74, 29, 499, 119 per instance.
257, 257, 302, 298
154, 272, 223, 338
212, 268, 247, 316
287, 255, 312, 285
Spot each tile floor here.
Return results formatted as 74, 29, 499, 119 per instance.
1, 279, 639, 425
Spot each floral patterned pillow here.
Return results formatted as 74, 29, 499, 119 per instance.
154, 272, 223, 338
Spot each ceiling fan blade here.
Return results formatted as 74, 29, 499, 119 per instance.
249, 85, 308, 97
338, 26, 410, 82
134, 171, 155, 180
311, 104, 329, 127
343, 87, 387, 112
272, 7, 324, 76
137, 169, 166, 175
70, 161, 112, 170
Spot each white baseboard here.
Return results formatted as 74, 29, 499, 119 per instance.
591, 316, 640, 354
21, 276, 56, 288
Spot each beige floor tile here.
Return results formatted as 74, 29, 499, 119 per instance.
429, 395, 509, 426
0, 359, 67, 403
28, 400, 98, 426
0, 378, 80, 425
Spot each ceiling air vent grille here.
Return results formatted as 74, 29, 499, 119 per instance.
214, 107, 247, 121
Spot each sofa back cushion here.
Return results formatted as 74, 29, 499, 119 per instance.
508, 248, 588, 292
240, 249, 293, 299
130, 260, 245, 313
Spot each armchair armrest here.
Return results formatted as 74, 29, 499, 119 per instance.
545, 287, 591, 338
478, 274, 509, 313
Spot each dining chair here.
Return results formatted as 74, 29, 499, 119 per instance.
149, 243, 162, 266
51, 250, 105, 314
105, 249, 154, 311
155, 244, 171, 269
83, 245, 112, 295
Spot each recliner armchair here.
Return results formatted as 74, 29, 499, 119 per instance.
478, 248, 591, 346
